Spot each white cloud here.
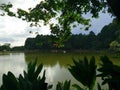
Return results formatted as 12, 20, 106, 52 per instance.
0, 0, 113, 47
0, 0, 42, 13
0, 0, 51, 47
0, 14, 51, 46
0, 16, 29, 46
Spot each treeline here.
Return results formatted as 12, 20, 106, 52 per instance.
0, 43, 11, 51
0, 44, 24, 52
24, 20, 119, 51
1, 19, 119, 52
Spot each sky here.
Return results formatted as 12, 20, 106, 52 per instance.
0, 0, 113, 47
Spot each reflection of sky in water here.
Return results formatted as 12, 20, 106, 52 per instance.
44, 62, 80, 90
0, 53, 80, 90
0, 53, 27, 85
0, 52, 107, 90
45, 62, 75, 82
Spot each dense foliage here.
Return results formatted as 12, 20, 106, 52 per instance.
68, 56, 97, 90
0, 43, 11, 51
0, 19, 119, 52
0, 0, 120, 45
98, 56, 120, 90
24, 19, 120, 51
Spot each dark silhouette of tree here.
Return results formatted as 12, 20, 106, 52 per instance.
106, 0, 120, 20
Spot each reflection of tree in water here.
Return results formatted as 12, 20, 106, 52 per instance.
24, 52, 78, 67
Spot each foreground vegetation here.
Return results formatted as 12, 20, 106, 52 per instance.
0, 56, 120, 90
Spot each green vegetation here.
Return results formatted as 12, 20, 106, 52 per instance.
1, 60, 52, 90
11, 46, 25, 51
98, 56, 120, 90
0, 43, 11, 51
0, 0, 120, 51
1, 56, 120, 90
24, 19, 120, 51
68, 56, 97, 90
0, 18, 119, 52
0, 1, 120, 90
56, 80, 71, 90
0, 0, 120, 45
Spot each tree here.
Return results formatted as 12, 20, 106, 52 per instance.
110, 40, 120, 52
0, 43, 11, 51
106, 0, 120, 20
0, 0, 119, 45
25, 38, 36, 50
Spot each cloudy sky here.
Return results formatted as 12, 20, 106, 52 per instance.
0, 0, 113, 47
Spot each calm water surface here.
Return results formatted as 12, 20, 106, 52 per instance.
0, 52, 119, 89
0, 53, 26, 84
0, 52, 80, 89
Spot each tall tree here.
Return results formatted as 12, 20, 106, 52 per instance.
0, 0, 119, 45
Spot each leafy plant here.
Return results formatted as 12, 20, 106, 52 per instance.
0, 60, 52, 90
98, 56, 120, 90
72, 84, 84, 90
68, 56, 97, 90
56, 80, 71, 90
0, 72, 20, 90
97, 83, 102, 90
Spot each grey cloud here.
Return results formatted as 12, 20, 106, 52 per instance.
0, 37, 15, 42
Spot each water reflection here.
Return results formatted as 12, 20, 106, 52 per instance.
24, 52, 80, 89
24, 52, 77, 67
43, 62, 79, 89
0, 52, 113, 89
0, 53, 27, 85
0, 52, 80, 89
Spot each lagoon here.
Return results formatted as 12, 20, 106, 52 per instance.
0, 52, 119, 89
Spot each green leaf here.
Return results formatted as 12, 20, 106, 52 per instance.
56, 80, 71, 90
68, 56, 97, 90
19, 74, 31, 90
63, 80, 71, 90
97, 83, 102, 90
34, 64, 43, 79
2, 72, 20, 90
72, 84, 83, 90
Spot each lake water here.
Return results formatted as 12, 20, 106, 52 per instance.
0, 52, 119, 89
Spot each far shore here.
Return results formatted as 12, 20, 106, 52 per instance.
0, 49, 119, 54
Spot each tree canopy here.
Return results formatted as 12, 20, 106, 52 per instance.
0, 0, 119, 46
24, 19, 119, 51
